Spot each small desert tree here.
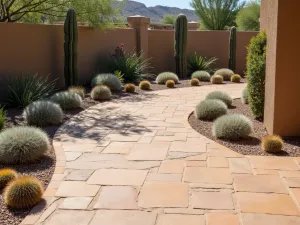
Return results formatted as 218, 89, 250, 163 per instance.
236, 0, 260, 31
161, 14, 177, 25
190, 0, 245, 30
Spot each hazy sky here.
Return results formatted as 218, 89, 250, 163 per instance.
137, 0, 193, 9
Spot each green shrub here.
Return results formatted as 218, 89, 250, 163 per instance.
108, 45, 150, 83
0, 169, 18, 189
195, 99, 228, 121
187, 53, 217, 74
68, 86, 85, 99
4, 176, 44, 209
206, 91, 233, 106
246, 31, 267, 118
114, 70, 124, 83
50, 91, 82, 110
124, 83, 136, 93
139, 80, 151, 90
213, 114, 253, 140
166, 80, 175, 88
236, 1, 260, 31
156, 72, 179, 84
242, 88, 249, 104
91, 73, 122, 91
214, 68, 234, 81
0, 126, 49, 164
7, 74, 56, 108
190, 78, 200, 86
210, 75, 223, 84
23, 101, 63, 127
191, 71, 211, 81
261, 135, 284, 153
231, 74, 241, 83
91, 85, 112, 100
0, 107, 6, 131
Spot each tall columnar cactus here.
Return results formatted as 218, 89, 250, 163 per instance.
64, 9, 78, 88
229, 26, 237, 72
174, 14, 188, 79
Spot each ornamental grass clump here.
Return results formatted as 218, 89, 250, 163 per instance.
4, 176, 44, 209
91, 73, 122, 91
156, 72, 179, 84
210, 75, 223, 84
214, 68, 234, 81
91, 85, 112, 100
190, 78, 200, 86
191, 71, 211, 82
0, 126, 49, 164
68, 86, 85, 99
231, 74, 241, 83
0, 107, 6, 131
213, 114, 253, 140
23, 101, 63, 127
166, 80, 175, 88
187, 53, 217, 74
261, 135, 284, 153
195, 99, 228, 121
206, 91, 233, 107
50, 91, 82, 110
0, 169, 18, 189
139, 80, 151, 90
242, 88, 249, 104
124, 83, 136, 93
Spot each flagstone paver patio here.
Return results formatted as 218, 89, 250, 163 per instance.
22, 83, 300, 225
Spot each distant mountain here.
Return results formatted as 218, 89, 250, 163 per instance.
121, 0, 198, 22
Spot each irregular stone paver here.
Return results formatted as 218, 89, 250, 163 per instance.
30, 84, 300, 225
285, 178, 300, 188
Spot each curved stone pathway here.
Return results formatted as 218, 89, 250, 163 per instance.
22, 84, 300, 225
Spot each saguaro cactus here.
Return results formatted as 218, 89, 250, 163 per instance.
229, 26, 237, 72
174, 14, 188, 79
64, 8, 78, 88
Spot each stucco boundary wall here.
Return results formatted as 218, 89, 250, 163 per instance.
0, 17, 257, 102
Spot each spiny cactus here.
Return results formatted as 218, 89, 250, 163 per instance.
190, 78, 200, 86
91, 73, 122, 91
50, 91, 82, 110
242, 88, 249, 104
4, 176, 44, 209
206, 91, 233, 107
68, 86, 85, 99
231, 74, 241, 83
166, 80, 175, 88
210, 75, 224, 84
261, 135, 284, 153
124, 83, 136, 93
229, 26, 237, 72
139, 80, 151, 90
175, 14, 188, 79
0, 169, 18, 189
191, 71, 211, 82
64, 8, 78, 88
195, 99, 228, 121
91, 85, 112, 100
156, 72, 179, 84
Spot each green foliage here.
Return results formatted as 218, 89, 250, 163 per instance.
68, 86, 85, 99
4, 176, 44, 209
213, 114, 253, 140
191, 71, 211, 82
24, 101, 63, 127
0, 126, 49, 164
166, 80, 175, 88
215, 68, 234, 81
108, 45, 151, 83
236, 0, 260, 31
7, 74, 56, 108
246, 31, 267, 118
124, 84, 136, 93
229, 26, 237, 71
191, 0, 246, 30
206, 91, 233, 106
139, 80, 151, 90
0, 169, 18, 189
261, 135, 284, 153
0, 107, 6, 131
187, 53, 217, 74
64, 9, 78, 88
210, 75, 224, 84
91, 85, 112, 100
242, 88, 249, 104
190, 78, 200, 86
114, 70, 124, 84
156, 72, 179, 84
231, 74, 241, 83
175, 14, 188, 79
91, 73, 122, 91
195, 99, 228, 121
161, 14, 177, 25
50, 91, 82, 110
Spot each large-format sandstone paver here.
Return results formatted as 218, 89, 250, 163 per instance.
31, 84, 300, 225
